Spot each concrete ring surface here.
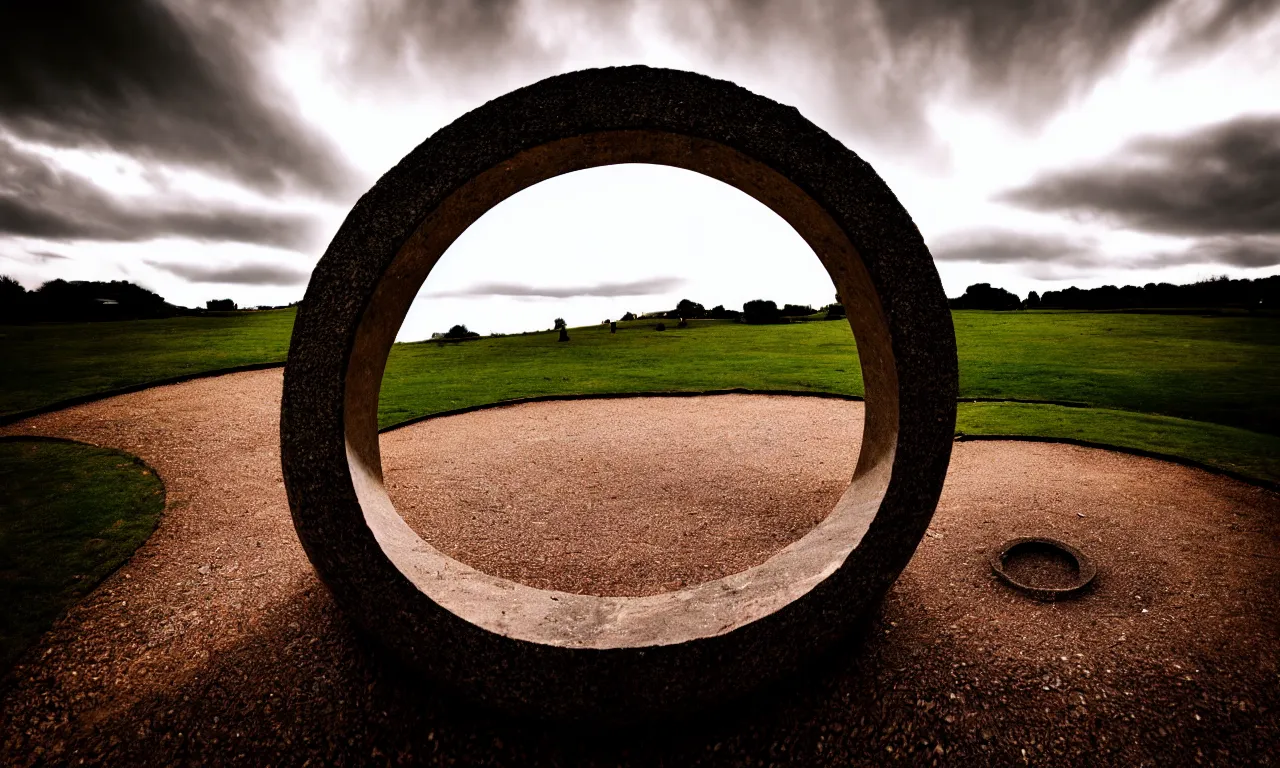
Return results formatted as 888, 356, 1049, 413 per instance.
280, 65, 958, 719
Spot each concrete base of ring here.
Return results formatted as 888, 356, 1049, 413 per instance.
281, 66, 958, 720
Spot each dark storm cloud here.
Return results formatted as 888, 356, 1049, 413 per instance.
1001, 115, 1280, 237
341, 0, 1278, 155
659, 0, 1169, 150
0, 0, 357, 199
932, 228, 1280, 272
932, 229, 1099, 266
428, 277, 684, 298
0, 138, 317, 250
1146, 237, 1280, 268
347, 0, 557, 77
1161, 0, 1280, 57
145, 261, 311, 286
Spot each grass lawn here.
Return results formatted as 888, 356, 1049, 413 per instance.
379, 319, 864, 427
0, 439, 165, 673
0, 309, 296, 418
955, 402, 1280, 484
379, 313, 1280, 432
952, 311, 1280, 435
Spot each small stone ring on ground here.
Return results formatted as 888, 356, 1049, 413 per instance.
280, 65, 958, 721
990, 537, 1098, 601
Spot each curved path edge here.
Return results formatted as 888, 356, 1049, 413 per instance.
0, 361, 287, 428
0, 435, 167, 689
380, 388, 1280, 494
7, 371, 1274, 494
379, 388, 865, 432
955, 432, 1280, 493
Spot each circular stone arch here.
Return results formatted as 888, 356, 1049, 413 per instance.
281, 66, 957, 719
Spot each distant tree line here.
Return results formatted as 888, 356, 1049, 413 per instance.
1, 277, 179, 323
0, 275, 286, 324
950, 275, 1280, 311
1033, 275, 1280, 310
619, 298, 843, 325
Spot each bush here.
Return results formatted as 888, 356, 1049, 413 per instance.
206, 298, 237, 311
780, 303, 816, 317
822, 302, 846, 319
620, 311, 636, 321
742, 299, 784, 324
654, 322, 666, 331
444, 324, 479, 339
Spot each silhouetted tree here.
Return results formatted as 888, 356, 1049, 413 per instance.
444, 324, 479, 339
705, 305, 740, 320
553, 317, 566, 330
1, 276, 27, 323
1024, 290, 1042, 310
780, 303, 816, 316
949, 283, 1021, 311
15, 279, 177, 322
675, 299, 705, 319
620, 311, 636, 321
742, 299, 784, 324
206, 298, 237, 311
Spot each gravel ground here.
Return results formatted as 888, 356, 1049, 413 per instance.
1, 368, 1277, 766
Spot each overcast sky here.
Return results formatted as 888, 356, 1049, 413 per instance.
2, 0, 1278, 339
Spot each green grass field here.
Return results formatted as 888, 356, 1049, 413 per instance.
0, 309, 296, 418
0, 439, 165, 672
3, 309, 1279, 484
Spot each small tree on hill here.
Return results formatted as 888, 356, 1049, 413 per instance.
444, 324, 479, 339
1, 276, 27, 323
706, 304, 741, 320
675, 298, 705, 319
948, 284, 1021, 311
742, 299, 783, 324
553, 317, 566, 330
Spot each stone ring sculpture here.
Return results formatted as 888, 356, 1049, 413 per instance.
281, 66, 958, 720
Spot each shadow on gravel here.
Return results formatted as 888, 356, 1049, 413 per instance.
31, 563, 1279, 767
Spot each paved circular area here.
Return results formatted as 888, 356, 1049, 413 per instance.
2, 369, 1278, 765
382, 395, 863, 596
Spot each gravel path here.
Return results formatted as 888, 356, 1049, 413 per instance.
2, 368, 1277, 766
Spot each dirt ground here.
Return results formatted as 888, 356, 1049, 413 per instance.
1, 368, 1277, 766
